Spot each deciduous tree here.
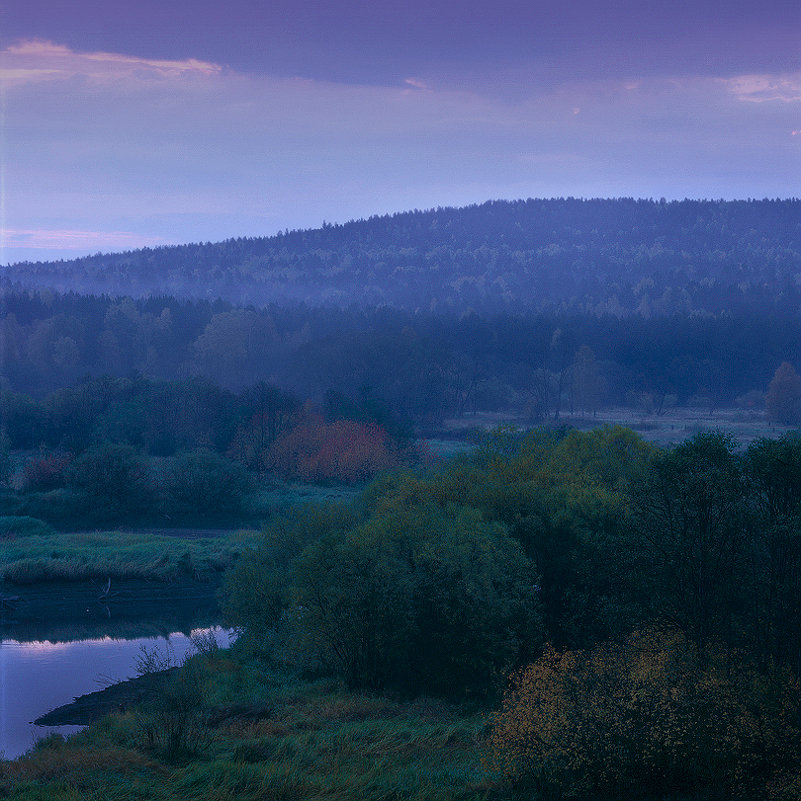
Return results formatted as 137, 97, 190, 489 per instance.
766, 362, 801, 425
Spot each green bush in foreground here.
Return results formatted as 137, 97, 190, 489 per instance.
226, 493, 542, 698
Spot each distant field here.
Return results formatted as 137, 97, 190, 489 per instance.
439, 407, 795, 448
256, 480, 363, 511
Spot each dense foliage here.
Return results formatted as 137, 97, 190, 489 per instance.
4, 198, 801, 797
0, 373, 422, 527
224, 488, 542, 697
221, 425, 801, 798
2, 290, 800, 421
489, 630, 801, 800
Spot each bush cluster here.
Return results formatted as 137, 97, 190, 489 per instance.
222, 424, 801, 799
488, 629, 801, 800
13, 444, 255, 527
224, 487, 542, 698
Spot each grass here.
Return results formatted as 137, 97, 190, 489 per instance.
440, 406, 799, 448
0, 529, 259, 585
424, 439, 477, 460
256, 479, 364, 513
0, 650, 499, 801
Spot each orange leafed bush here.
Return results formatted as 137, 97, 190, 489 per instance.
22, 451, 72, 491
488, 629, 801, 800
266, 415, 402, 483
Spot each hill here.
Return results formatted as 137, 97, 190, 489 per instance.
5, 198, 801, 315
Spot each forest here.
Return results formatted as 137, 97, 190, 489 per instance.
2, 289, 800, 420
4, 198, 801, 315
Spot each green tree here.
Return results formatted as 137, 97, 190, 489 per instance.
421, 427, 651, 648
284, 500, 541, 696
746, 433, 801, 671
570, 344, 605, 416
159, 449, 254, 521
628, 431, 750, 648
222, 503, 361, 653
0, 434, 12, 489
67, 443, 151, 521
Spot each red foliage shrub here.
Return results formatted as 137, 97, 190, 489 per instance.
266, 415, 402, 483
22, 452, 72, 491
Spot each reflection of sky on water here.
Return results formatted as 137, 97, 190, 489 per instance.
0, 627, 233, 761
7, 636, 126, 656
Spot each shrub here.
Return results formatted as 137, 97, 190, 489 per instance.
0, 434, 12, 489
66, 442, 151, 520
221, 502, 362, 651
22, 451, 72, 491
285, 499, 542, 697
267, 414, 402, 483
133, 642, 214, 761
0, 515, 55, 538
488, 629, 801, 800
766, 362, 801, 425
159, 449, 254, 520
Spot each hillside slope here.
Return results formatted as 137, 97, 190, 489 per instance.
5, 198, 801, 315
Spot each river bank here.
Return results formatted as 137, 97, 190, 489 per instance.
34, 667, 180, 726
0, 577, 224, 642
1, 648, 492, 801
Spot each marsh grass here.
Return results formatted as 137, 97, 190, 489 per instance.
255, 480, 363, 514
0, 516, 55, 538
1, 651, 496, 801
0, 529, 259, 585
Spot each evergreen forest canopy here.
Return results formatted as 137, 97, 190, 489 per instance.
4, 197, 801, 316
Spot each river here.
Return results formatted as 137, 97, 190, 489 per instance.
0, 579, 230, 761
0, 627, 234, 760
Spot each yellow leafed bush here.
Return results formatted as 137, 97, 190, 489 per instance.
488, 629, 801, 800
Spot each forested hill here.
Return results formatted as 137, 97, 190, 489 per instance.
4, 198, 801, 316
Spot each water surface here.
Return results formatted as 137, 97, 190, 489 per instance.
0, 627, 232, 760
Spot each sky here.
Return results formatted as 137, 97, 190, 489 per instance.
1, 0, 799, 263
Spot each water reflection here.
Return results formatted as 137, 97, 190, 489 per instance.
0, 578, 222, 644
0, 627, 233, 761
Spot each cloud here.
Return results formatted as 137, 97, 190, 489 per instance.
2, 39, 799, 263
0, 39, 222, 86
723, 73, 801, 103
2, 228, 166, 251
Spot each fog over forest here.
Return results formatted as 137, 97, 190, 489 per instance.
6, 198, 801, 314
2, 198, 800, 421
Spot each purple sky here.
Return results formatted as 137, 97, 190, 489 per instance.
1, 0, 800, 263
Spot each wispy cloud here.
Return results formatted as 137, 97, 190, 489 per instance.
2, 228, 166, 250
2, 39, 799, 262
723, 73, 801, 103
0, 39, 222, 86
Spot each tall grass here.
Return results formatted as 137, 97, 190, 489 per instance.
1, 651, 497, 801
0, 530, 258, 585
